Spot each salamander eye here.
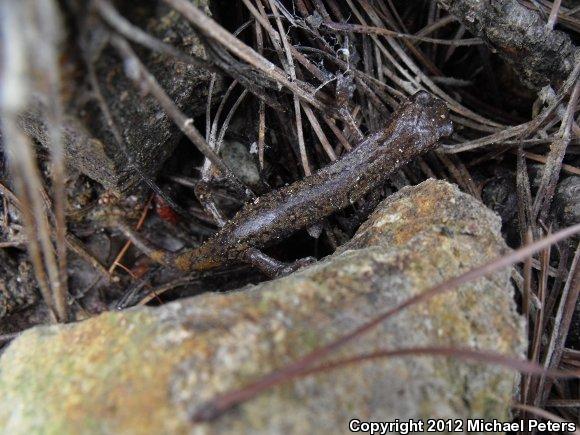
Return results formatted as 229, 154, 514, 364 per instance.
413, 90, 432, 105
438, 117, 454, 138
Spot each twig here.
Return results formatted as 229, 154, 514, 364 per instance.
109, 195, 153, 275
436, 0, 578, 89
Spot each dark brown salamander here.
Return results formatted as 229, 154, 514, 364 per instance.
122, 91, 453, 276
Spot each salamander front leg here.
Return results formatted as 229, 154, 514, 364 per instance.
244, 248, 316, 278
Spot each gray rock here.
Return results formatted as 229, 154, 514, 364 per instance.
0, 180, 525, 434
221, 140, 261, 189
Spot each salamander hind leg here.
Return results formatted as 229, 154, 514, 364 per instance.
117, 222, 179, 270
245, 248, 316, 278
118, 222, 224, 273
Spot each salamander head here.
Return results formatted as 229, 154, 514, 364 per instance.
387, 90, 453, 152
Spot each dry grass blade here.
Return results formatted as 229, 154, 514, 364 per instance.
190, 224, 580, 421
520, 229, 533, 404
532, 81, 580, 221
545, 399, 580, 408
266, 0, 311, 175
215, 90, 250, 161
206, 80, 239, 154
1, 122, 57, 320
163, 0, 332, 114
547, 0, 564, 29
302, 104, 338, 161
512, 149, 580, 176
354, 0, 503, 131
323, 21, 483, 46
516, 147, 534, 240
524, 230, 552, 404
0, 1, 68, 322
445, 59, 580, 154
191, 346, 579, 423
534, 245, 580, 407
293, 346, 579, 380
110, 36, 247, 195
415, 14, 456, 37
254, 19, 266, 169
37, 0, 68, 320
442, 124, 527, 153
94, 0, 211, 70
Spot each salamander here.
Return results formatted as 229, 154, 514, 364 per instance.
122, 91, 453, 276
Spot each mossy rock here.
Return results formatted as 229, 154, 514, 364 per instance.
0, 180, 525, 434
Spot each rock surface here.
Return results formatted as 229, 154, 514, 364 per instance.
552, 176, 580, 230
437, 0, 579, 90
0, 180, 525, 434
19, 0, 218, 192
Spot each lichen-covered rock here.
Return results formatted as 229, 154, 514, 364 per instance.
0, 180, 525, 434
